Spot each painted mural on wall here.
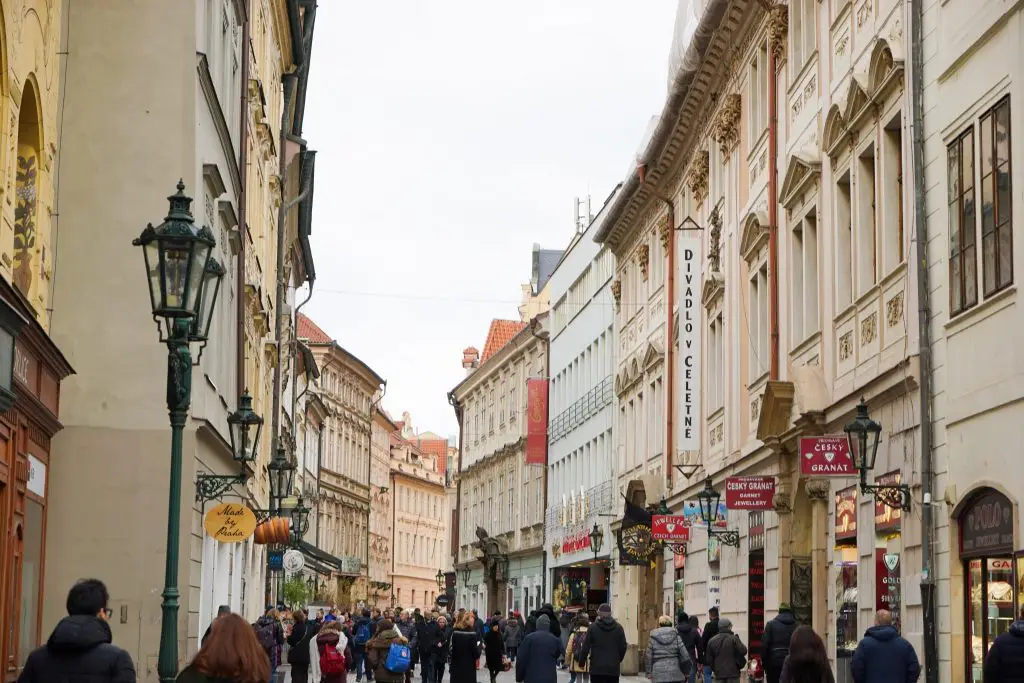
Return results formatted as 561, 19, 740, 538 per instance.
14, 150, 38, 294
552, 568, 589, 611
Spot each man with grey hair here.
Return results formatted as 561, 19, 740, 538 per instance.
851, 609, 920, 683
395, 609, 418, 683
706, 618, 747, 683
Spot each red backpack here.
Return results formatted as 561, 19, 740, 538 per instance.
321, 645, 346, 675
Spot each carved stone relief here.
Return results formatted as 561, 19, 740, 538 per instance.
886, 291, 904, 328
767, 3, 789, 63
838, 332, 853, 362
860, 313, 877, 345
711, 94, 742, 156
637, 244, 650, 282
611, 279, 621, 310
688, 151, 710, 206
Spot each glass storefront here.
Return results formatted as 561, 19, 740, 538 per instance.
834, 486, 858, 683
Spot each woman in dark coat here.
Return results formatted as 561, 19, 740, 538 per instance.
515, 615, 560, 683
780, 625, 834, 683
484, 618, 506, 683
449, 610, 482, 683
288, 609, 320, 683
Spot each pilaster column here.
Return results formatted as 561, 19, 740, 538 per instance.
772, 487, 793, 606
805, 479, 831, 636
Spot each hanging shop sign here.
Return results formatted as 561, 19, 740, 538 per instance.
267, 549, 284, 572
253, 517, 291, 545
960, 488, 1014, 557
435, 594, 451, 608
725, 476, 776, 510
678, 236, 702, 451
875, 550, 902, 623
559, 531, 592, 555
652, 515, 691, 542
681, 500, 728, 528
708, 572, 721, 609
525, 379, 549, 465
800, 436, 857, 477
748, 511, 765, 551
204, 503, 258, 543
618, 498, 655, 566
874, 472, 903, 532
835, 487, 858, 543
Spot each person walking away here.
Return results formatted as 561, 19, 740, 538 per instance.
353, 609, 376, 683
559, 610, 573, 668
515, 614, 560, 683
448, 611, 482, 683
699, 608, 720, 683
762, 603, 799, 683
290, 608, 322, 683
18, 578, 136, 683
705, 619, 747, 683
778, 625, 833, 683
255, 607, 285, 683
484, 618, 506, 683
675, 613, 700, 683
431, 615, 452, 683
538, 604, 562, 638
415, 613, 439, 683
396, 610, 418, 683
201, 605, 231, 647
312, 620, 351, 683
366, 619, 412, 683
502, 611, 522, 663
565, 613, 592, 683
472, 609, 485, 642
984, 607, 1024, 683
579, 603, 628, 683
176, 613, 270, 683
646, 615, 692, 683
850, 610, 920, 683
525, 610, 539, 635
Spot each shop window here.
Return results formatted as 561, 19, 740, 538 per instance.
18, 499, 43, 665
834, 487, 858, 673
874, 472, 903, 631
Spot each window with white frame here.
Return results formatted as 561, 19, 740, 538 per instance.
748, 43, 769, 146
791, 208, 820, 344
749, 263, 769, 380
834, 167, 854, 308
789, 0, 817, 76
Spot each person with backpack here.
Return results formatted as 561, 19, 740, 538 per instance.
312, 620, 351, 683
645, 615, 692, 683
365, 619, 412, 683
762, 604, 798, 683
254, 607, 284, 682
565, 613, 591, 683
352, 609, 376, 683
675, 615, 701, 683
579, 604, 627, 683
289, 609, 322, 683
705, 619, 747, 683
700, 608, 720, 683
395, 610, 418, 683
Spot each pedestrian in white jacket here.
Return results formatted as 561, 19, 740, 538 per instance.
309, 621, 349, 683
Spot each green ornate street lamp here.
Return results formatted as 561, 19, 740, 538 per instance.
289, 495, 311, 545
268, 446, 295, 513
435, 569, 445, 592
695, 477, 740, 547
134, 180, 224, 683
844, 397, 912, 511
195, 390, 264, 502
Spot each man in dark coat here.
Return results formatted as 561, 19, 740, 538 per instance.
515, 614, 560, 683
676, 612, 702, 668
415, 613, 440, 683
201, 604, 231, 646
762, 603, 798, 683
851, 610, 921, 683
538, 603, 562, 638
699, 606, 721, 683
579, 603, 627, 683
985, 609, 1024, 683
19, 578, 136, 683
525, 610, 539, 635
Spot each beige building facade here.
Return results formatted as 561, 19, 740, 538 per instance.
369, 407, 396, 609
595, 0, 921, 675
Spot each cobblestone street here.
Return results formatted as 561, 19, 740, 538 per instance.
278, 664, 649, 683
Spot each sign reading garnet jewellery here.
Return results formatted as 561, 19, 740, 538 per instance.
525, 378, 549, 465
800, 436, 857, 477
652, 515, 691, 542
677, 237, 701, 451
725, 476, 776, 510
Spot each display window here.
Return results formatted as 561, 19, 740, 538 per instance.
834, 486, 858, 681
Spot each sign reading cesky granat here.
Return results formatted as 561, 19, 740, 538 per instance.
204, 503, 258, 543
800, 436, 857, 477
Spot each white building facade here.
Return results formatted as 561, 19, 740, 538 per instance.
544, 199, 619, 612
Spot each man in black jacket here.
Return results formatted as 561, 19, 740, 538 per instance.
699, 607, 720, 683
579, 603, 627, 683
201, 604, 231, 646
538, 603, 562, 637
19, 578, 136, 683
762, 603, 798, 683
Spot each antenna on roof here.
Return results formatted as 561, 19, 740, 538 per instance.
574, 194, 593, 235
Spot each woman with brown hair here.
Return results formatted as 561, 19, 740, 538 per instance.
449, 610, 482, 683
289, 609, 321, 683
176, 613, 270, 683
780, 625, 834, 683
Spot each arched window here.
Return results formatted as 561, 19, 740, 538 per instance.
14, 81, 42, 297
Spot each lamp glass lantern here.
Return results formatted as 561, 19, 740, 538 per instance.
844, 398, 882, 472
696, 477, 722, 526
435, 569, 444, 591
227, 390, 263, 465
459, 567, 471, 586
268, 447, 294, 506
589, 523, 604, 557
289, 495, 310, 539
191, 257, 225, 343
132, 180, 216, 340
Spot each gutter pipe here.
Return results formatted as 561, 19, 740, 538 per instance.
767, 4, 782, 381
236, 0, 250, 399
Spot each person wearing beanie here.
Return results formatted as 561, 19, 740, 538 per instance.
675, 612, 701, 683
699, 607, 720, 683
515, 614, 560, 683
762, 603, 798, 683
579, 604, 627, 683
705, 618, 747, 683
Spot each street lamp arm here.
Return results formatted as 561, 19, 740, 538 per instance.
708, 528, 740, 548
860, 481, 912, 512
195, 473, 247, 503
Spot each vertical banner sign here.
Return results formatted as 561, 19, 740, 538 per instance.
678, 237, 702, 451
748, 549, 765, 661
525, 378, 549, 465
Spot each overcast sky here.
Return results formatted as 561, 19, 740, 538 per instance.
302, 1, 678, 438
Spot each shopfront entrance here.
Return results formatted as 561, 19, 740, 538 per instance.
958, 487, 1017, 683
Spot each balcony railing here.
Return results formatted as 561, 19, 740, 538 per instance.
548, 376, 614, 443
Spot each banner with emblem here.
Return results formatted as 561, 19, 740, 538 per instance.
617, 498, 655, 566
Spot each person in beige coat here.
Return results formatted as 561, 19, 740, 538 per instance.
565, 614, 591, 683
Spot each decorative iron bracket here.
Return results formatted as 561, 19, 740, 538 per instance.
195, 472, 247, 503
860, 481, 912, 511
663, 542, 688, 556
252, 509, 274, 524
709, 528, 741, 547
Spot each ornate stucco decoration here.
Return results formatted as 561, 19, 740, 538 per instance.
708, 206, 723, 273
805, 479, 831, 502
687, 151, 710, 206
610, 279, 621, 310
711, 94, 742, 156
658, 214, 672, 249
767, 3, 789, 64
636, 244, 650, 281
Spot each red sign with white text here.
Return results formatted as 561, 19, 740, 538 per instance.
800, 436, 857, 477
725, 476, 776, 510
525, 379, 549, 465
652, 516, 691, 542
561, 532, 591, 555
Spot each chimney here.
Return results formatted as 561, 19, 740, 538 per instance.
462, 346, 480, 376
530, 243, 541, 294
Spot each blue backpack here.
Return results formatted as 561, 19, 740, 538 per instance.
354, 621, 372, 646
385, 642, 411, 673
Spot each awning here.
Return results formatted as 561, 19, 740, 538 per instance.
299, 540, 343, 571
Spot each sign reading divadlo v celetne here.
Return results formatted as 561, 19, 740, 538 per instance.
678, 237, 702, 451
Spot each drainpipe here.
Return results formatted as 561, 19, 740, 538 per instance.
290, 285, 315, 447
447, 390, 463, 604
237, 0, 251, 399
369, 383, 387, 590
909, 0, 937, 678
767, 5, 782, 382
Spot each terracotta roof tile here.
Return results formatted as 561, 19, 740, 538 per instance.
481, 319, 527, 362
297, 313, 333, 344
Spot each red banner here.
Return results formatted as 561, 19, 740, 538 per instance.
874, 472, 903, 532
525, 379, 549, 465
561, 532, 591, 555
800, 436, 857, 477
835, 487, 858, 542
725, 476, 776, 510
652, 515, 690, 541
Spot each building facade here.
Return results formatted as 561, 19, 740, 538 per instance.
369, 407, 396, 609
390, 432, 447, 612
298, 313, 384, 608
544, 196, 619, 613
451, 317, 549, 615
594, 0, 920, 675
918, 1, 1023, 682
